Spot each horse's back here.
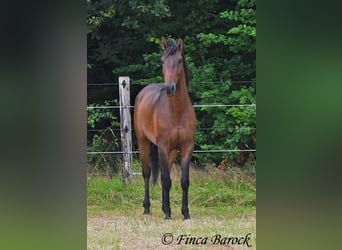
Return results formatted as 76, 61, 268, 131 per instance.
134, 84, 163, 143
135, 84, 163, 107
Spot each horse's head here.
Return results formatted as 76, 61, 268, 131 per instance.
161, 37, 185, 96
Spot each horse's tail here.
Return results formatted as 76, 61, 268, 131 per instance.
150, 143, 159, 185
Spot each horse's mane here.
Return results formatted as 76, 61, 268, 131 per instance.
163, 39, 190, 88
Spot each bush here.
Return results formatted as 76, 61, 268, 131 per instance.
87, 100, 121, 177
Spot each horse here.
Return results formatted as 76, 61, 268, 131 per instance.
134, 37, 197, 220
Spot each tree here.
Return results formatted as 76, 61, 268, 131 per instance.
191, 0, 256, 164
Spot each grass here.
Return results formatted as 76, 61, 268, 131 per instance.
87, 165, 256, 249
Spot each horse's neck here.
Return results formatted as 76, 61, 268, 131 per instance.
167, 80, 191, 113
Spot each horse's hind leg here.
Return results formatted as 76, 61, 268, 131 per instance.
139, 140, 151, 214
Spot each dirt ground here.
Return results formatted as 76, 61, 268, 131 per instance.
87, 210, 256, 250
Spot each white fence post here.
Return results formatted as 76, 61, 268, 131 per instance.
119, 76, 132, 183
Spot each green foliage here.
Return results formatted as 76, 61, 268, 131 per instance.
87, 100, 119, 128
87, 127, 121, 177
189, 0, 256, 164
87, 99, 121, 175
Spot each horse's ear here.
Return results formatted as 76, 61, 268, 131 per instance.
177, 39, 183, 51
162, 37, 167, 51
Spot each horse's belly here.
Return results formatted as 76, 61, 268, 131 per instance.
155, 127, 194, 150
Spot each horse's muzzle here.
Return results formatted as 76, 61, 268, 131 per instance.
165, 82, 176, 96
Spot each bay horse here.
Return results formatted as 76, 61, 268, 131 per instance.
134, 37, 196, 220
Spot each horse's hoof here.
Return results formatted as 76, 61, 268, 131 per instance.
143, 210, 150, 215
183, 215, 191, 220
164, 215, 172, 220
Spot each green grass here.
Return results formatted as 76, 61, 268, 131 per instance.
87, 166, 256, 249
88, 166, 255, 215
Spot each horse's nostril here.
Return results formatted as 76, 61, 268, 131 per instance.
171, 85, 175, 91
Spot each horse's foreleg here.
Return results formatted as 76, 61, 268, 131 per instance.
180, 145, 194, 220
159, 146, 172, 219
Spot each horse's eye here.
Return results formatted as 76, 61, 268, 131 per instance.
178, 59, 182, 64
